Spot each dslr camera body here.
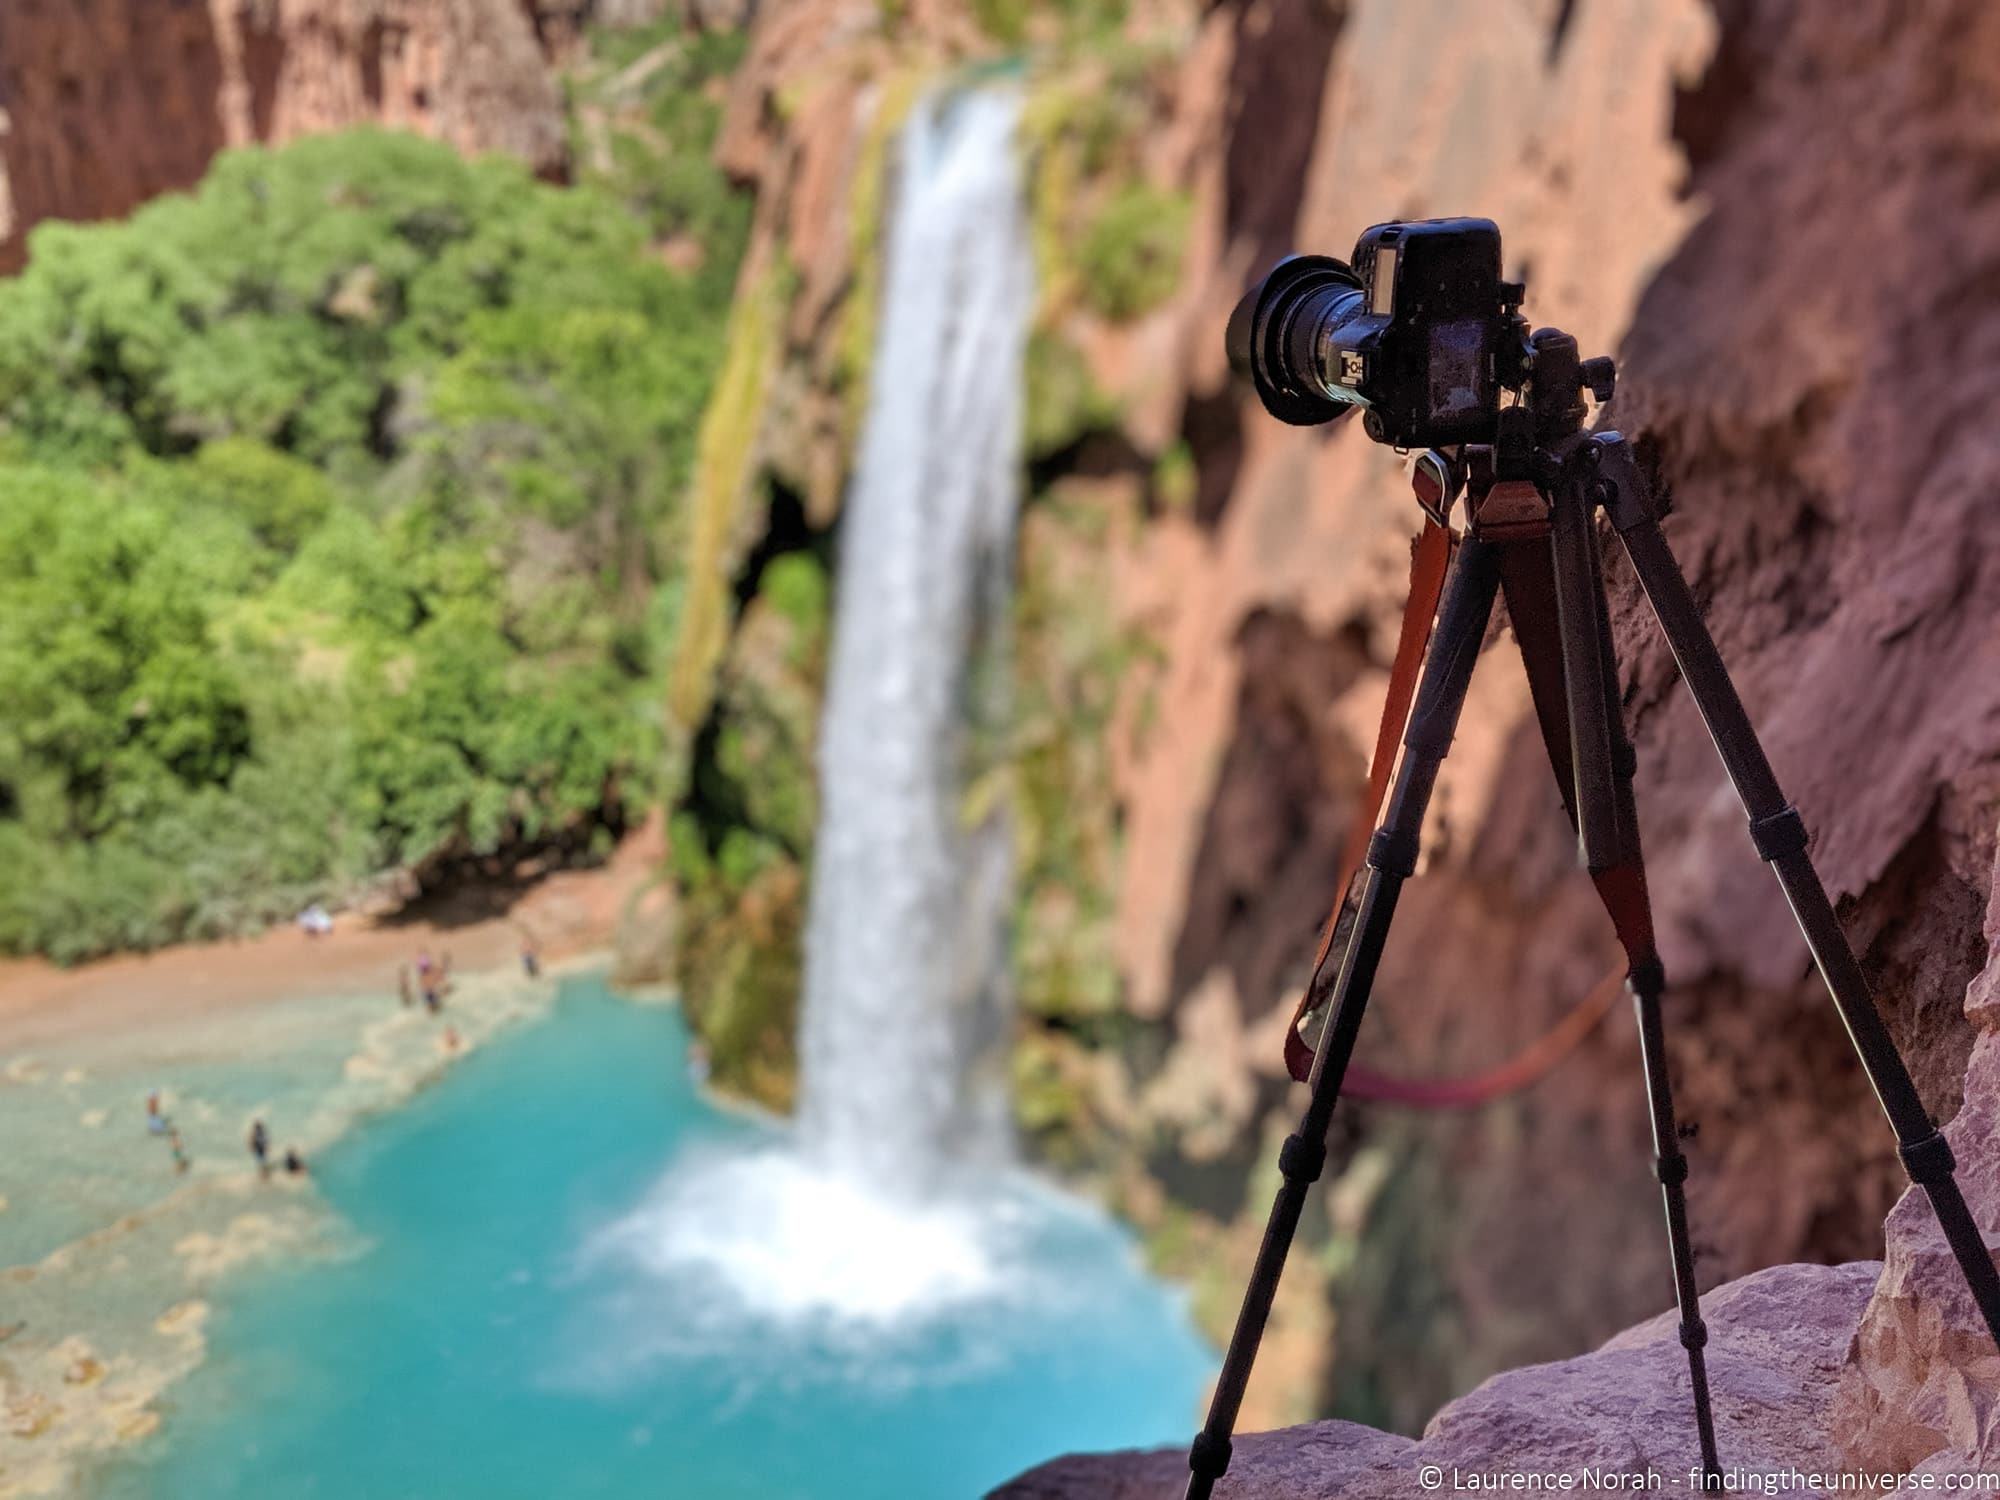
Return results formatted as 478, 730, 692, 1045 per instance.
1226, 216, 1533, 448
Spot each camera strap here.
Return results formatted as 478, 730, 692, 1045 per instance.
1282, 521, 1650, 1098
1283, 516, 1454, 1084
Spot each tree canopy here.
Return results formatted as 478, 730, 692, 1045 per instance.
0, 120, 745, 961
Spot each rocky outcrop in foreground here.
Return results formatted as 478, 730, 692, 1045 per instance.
999, 1261, 1879, 1498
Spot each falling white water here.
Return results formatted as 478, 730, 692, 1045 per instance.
795, 86, 1034, 1197
591, 88, 1039, 1332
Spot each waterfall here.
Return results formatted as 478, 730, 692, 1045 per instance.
796, 88, 1034, 1196
595, 87, 1040, 1332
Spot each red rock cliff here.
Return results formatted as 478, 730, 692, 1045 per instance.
0, 0, 577, 272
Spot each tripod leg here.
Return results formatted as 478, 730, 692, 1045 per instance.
1630, 955, 1722, 1482
1550, 480, 1624, 871
1589, 432, 2000, 1352
1507, 529, 1722, 1480
1181, 538, 1504, 1500
1581, 534, 1726, 1483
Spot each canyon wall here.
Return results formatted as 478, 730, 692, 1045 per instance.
0, 0, 707, 271
675, 0, 2000, 1450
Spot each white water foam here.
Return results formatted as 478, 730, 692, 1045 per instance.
600, 1148, 1008, 1326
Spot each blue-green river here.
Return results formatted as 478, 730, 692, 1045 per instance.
95, 974, 1212, 1499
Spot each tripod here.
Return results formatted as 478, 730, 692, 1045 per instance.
1181, 330, 2000, 1498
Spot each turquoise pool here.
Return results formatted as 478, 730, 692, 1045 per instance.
95, 975, 1212, 1498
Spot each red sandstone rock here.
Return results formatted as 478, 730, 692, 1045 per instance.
1837, 840, 2000, 1471
0, 0, 568, 272
996, 1261, 1882, 1499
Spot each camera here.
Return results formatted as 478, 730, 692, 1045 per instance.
1225, 217, 1530, 448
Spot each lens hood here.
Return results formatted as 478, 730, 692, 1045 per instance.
1225, 255, 1363, 426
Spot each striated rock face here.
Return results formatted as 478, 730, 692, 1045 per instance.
1837, 841, 2000, 1472
0, 0, 578, 272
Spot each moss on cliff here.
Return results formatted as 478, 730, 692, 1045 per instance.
1021, 44, 1184, 324
665, 539, 830, 1110
1006, 478, 1160, 1169
1077, 182, 1190, 321
666, 264, 786, 746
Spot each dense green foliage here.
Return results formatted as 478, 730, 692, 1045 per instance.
0, 107, 746, 960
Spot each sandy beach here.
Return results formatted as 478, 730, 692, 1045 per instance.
0, 825, 666, 1498
0, 818, 664, 1057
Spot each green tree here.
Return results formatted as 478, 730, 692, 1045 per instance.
0, 105, 748, 959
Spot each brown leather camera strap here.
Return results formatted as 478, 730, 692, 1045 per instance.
1282, 525, 1647, 1101
1284, 516, 1454, 1083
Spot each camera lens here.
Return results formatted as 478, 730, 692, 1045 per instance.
1225, 256, 1366, 426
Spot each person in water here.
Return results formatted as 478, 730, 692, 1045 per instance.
282, 1147, 308, 1177
169, 1127, 190, 1175
146, 1092, 167, 1136
248, 1118, 271, 1176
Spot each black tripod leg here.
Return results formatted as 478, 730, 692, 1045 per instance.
1550, 479, 1624, 870
1590, 431, 2000, 1353
1630, 955, 1722, 1482
1581, 536, 1725, 1484
1181, 539, 1504, 1500
1508, 528, 1721, 1481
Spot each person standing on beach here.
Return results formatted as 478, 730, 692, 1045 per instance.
248, 1118, 271, 1177
146, 1092, 167, 1136
169, 1127, 190, 1175
519, 934, 540, 979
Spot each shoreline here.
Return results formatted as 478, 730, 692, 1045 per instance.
0, 827, 667, 1499
0, 817, 664, 1057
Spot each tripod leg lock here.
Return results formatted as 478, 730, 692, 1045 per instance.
1678, 1320, 1710, 1351
1279, 1131, 1327, 1184
1748, 805, 1808, 862
1367, 826, 1420, 879
1900, 1130, 1958, 1185
1655, 1150, 1690, 1187
1189, 1431, 1232, 1480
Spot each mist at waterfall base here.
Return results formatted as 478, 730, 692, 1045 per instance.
103, 981, 1212, 1499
